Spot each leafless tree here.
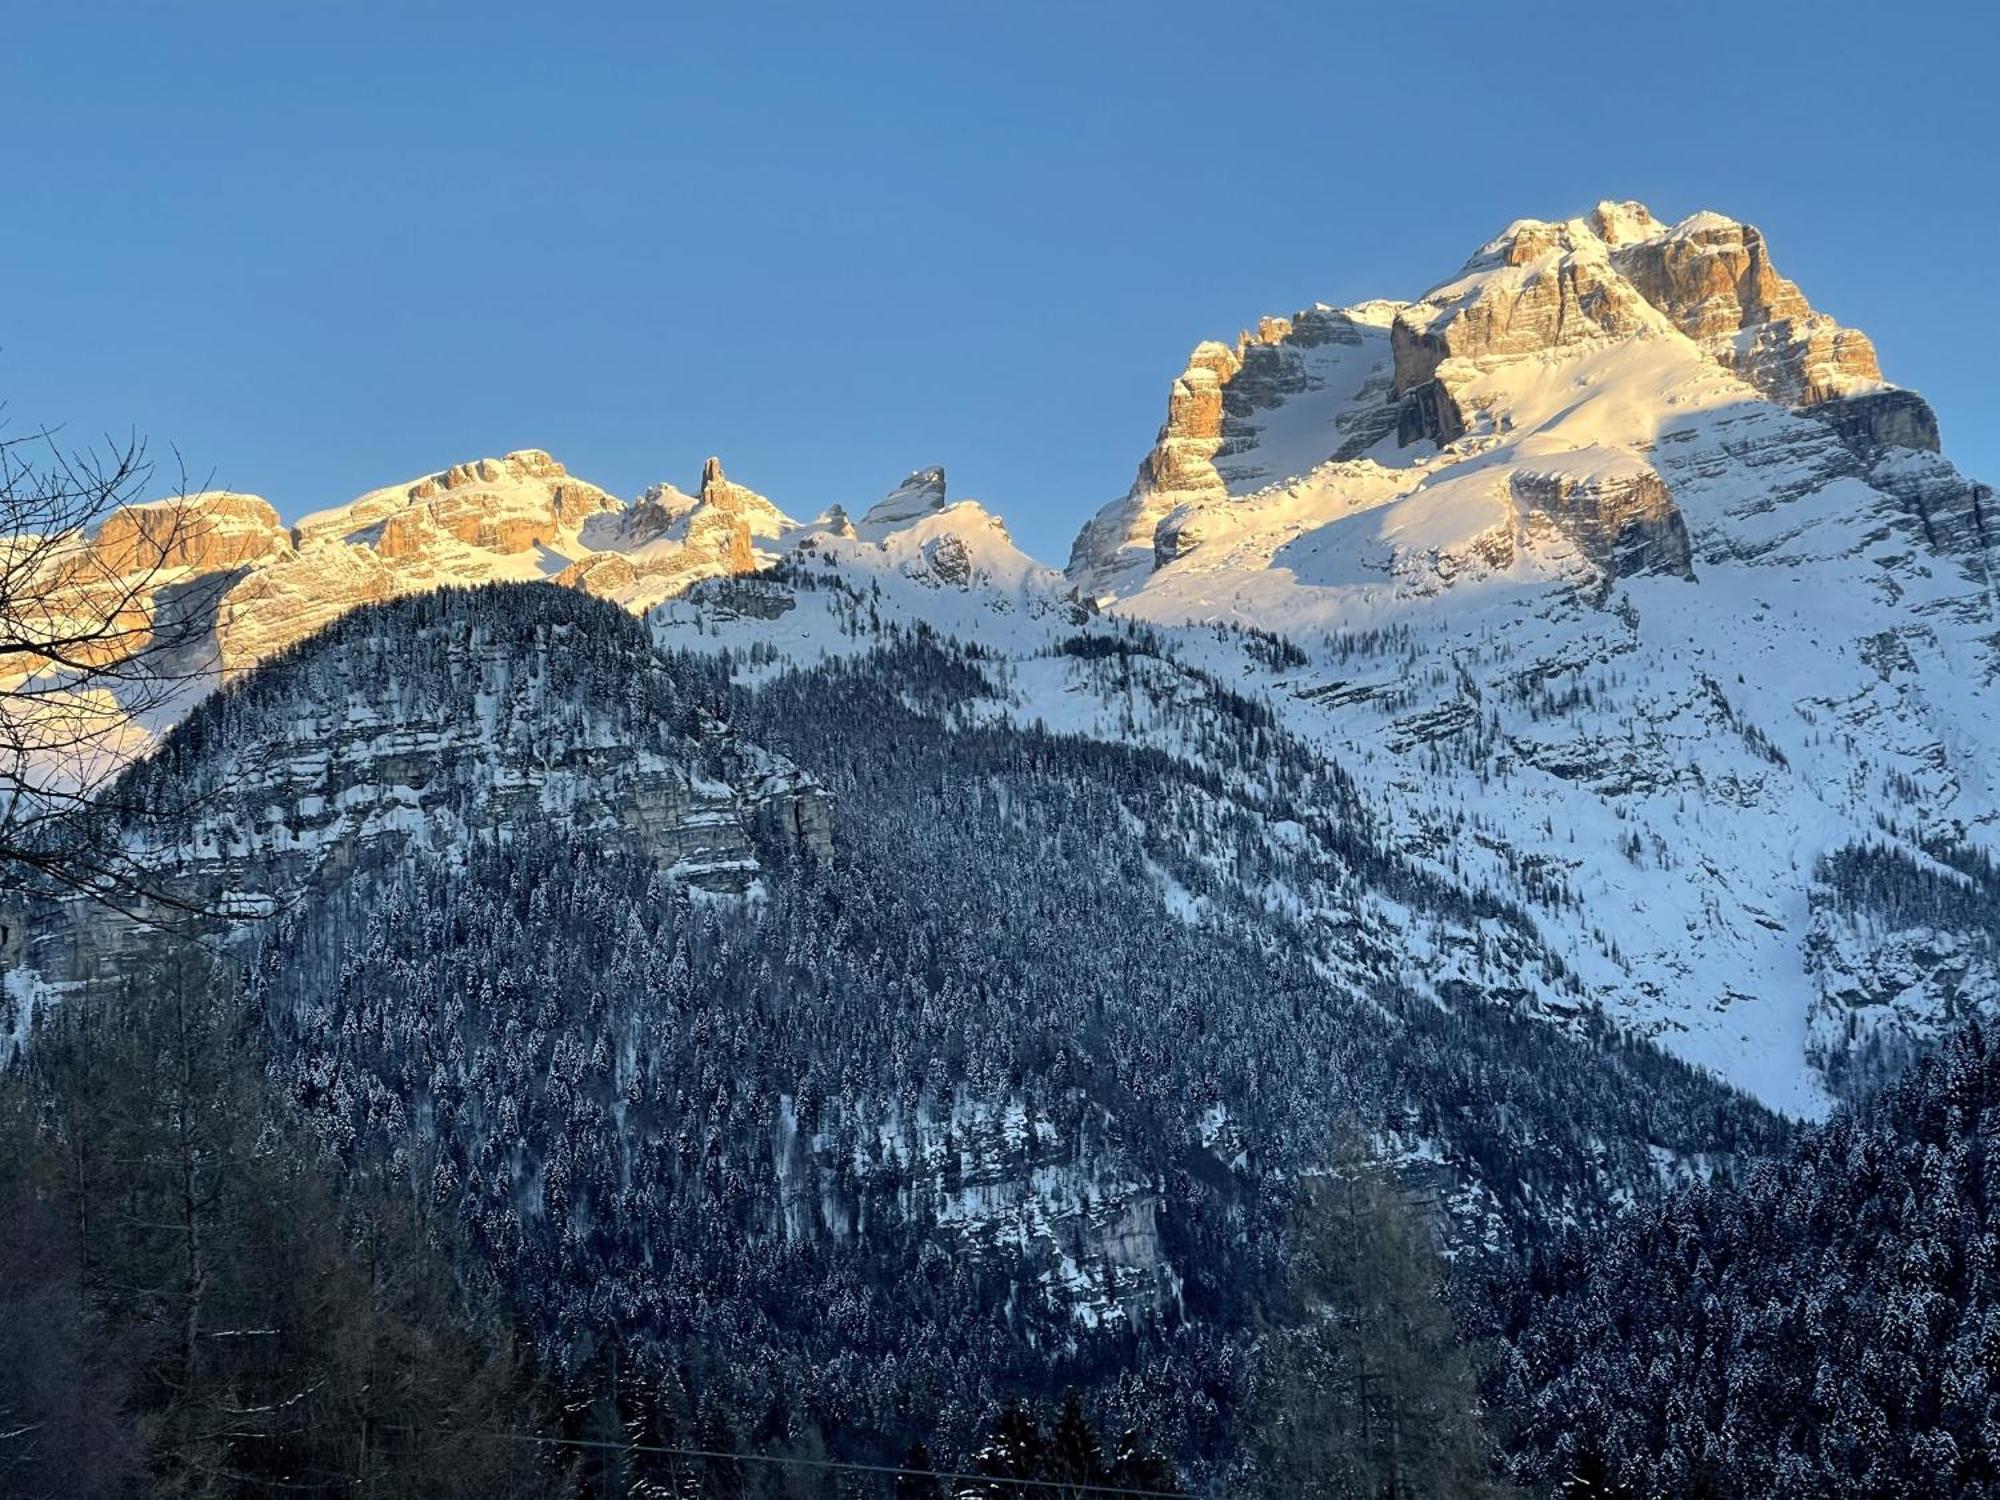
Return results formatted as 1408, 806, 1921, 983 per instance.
0, 422, 232, 911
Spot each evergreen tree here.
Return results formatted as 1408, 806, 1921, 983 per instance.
0, 1079, 145, 1499
6, 952, 565, 1499
1255, 1125, 1504, 1498
1488, 1023, 2000, 1496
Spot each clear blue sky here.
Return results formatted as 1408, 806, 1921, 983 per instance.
4, 2, 1994, 563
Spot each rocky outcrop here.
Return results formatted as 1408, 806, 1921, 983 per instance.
694, 456, 787, 537
1508, 462, 1696, 585
1863, 446, 1996, 557
1608, 212, 1883, 407
549, 551, 641, 594
1381, 205, 1901, 450
1396, 373, 1470, 447
1078, 203, 1896, 589
859, 1095, 1175, 1326
1584, 199, 1669, 249
1809, 388, 1941, 456
1391, 217, 1668, 445
780, 475, 1078, 613
861, 467, 949, 530
17, 586, 832, 997
1396, 219, 1663, 379
1219, 305, 1407, 469
11, 494, 299, 674
1066, 343, 1237, 594
91, 492, 292, 574
619, 480, 700, 546
213, 544, 400, 674
919, 532, 973, 587
1222, 316, 1320, 417
1136, 342, 1237, 499
376, 481, 581, 559
609, 458, 789, 587
677, 458, 760, 574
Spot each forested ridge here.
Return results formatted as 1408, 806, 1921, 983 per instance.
1486, 1022, 2000, 1497
6, 584, 1996, 1496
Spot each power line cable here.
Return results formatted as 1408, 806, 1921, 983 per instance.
490, 1429, 1195, 1498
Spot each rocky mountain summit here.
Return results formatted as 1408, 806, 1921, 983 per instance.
21, 446, 1068, 748
47, 448, 728, 687
1068, 201, 1972, 602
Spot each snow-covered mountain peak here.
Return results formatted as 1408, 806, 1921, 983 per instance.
290, 447, 618, 550
1071, 200, 1948, 610
860, 467, 950, 533
1047, 201, 1998, 1114
796, 476, 1067, 606
1397, 201, 1889, 440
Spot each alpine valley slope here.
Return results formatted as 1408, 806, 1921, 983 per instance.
10, 200, 1998, 1120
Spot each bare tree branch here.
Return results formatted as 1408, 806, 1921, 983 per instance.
0, 417, 243, 921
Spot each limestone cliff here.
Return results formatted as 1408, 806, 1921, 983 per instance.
1065, 342, 1236, 597
1508, 460, 1696, 586
9, 448, 800, 760
1605, 207, 1883, 408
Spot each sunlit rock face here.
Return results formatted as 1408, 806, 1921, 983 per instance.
1390, 215, 1667, 439
211, 451, 614, 673
91, 492, 292, 574
289, 449, 619, 553
587, 457, 791, 603
1384, 204, 1899, 451
1066, 342, 1238, 597
1139, 343, 1238, 497
17, 448, 776, 696
1606, 209, 1883, 407
1385, 213, 1670, 446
